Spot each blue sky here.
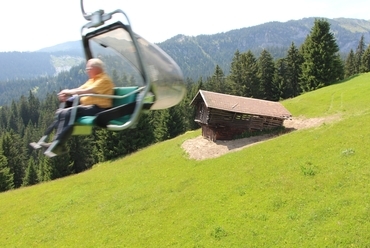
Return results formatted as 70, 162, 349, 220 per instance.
1, 0, 369, 52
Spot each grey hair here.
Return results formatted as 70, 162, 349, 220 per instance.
88, 58, 105, 71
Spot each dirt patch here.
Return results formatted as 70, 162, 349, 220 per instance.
182, 115, 340, 160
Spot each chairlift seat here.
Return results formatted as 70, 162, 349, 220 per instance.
72, 86, 139, 135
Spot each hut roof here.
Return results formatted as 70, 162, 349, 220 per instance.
190, 90, 292, 119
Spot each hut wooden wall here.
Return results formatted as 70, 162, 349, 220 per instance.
195, 105, 284, 141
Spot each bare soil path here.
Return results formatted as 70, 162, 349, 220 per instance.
181, 115, 340, 160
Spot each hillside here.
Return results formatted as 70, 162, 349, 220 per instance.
1, 73, 370, 246
1, 17, 369, 82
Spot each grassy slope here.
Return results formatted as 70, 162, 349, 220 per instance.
1, 73, 370, 247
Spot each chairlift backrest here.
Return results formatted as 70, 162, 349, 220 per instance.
81, 12, 186, 111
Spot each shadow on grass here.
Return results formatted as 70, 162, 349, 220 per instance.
214, 127, 296, 151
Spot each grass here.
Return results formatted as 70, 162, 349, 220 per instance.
1, 73, 370, 247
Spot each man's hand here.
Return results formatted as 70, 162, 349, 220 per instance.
58, 89, 72, 102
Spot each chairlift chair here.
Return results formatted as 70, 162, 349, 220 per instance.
30, 1, 186, 157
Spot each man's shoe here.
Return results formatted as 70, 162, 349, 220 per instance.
40, 142, 52, 148
30, 142, 41, 149
30, 142, 50, 150
44, 144, 67, 158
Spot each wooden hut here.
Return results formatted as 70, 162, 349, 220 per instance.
190, 90, 292, 141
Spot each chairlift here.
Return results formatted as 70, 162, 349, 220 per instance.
30, 0, 186, 157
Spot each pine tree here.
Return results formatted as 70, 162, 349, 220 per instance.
19, 95, 31, 127
257, 49, 278, 100
274, 58, 288, 100
127, 112, 155, 150
37, 154, 53, 182
28, 90, 40, 125
355, 35, 366, 73
1, 131, 27, 188
167, 105, 187, 138
93, 112, 155, 162
22, 158, 38, 186
345, 49, 356, 78
7, 101, 22, 133
229, 50, 259, 97
332, 53, 345, 81
92, 128, 119, 162
300, 19, 343, 92
361, 45, 370, 73
206, 65, 225, 93
0, 153, 13, 192
68, 135, 95, 174
285, 42, 303, 97
242, 51, 260, 98
184, 79, 202, 130
229, 50, 243, 95
152, 109, 170, 142
0, 107, 8, 133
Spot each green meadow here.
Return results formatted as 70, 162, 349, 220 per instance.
1, 73, 370, 247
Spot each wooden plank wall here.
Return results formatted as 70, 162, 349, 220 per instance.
196, 106, 284, 140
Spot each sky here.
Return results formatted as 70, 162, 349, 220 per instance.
1, 0, 369, 52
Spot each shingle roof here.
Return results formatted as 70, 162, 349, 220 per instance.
191, 90, 292, 119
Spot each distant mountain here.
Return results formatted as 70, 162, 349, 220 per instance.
159, 17, 370, 80
1, 17, 369, 82
38, 41, 84, 55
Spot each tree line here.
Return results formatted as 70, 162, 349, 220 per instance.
1, 19, 370, 192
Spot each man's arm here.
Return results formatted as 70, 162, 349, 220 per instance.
58, 87, 95, 102
60, 87, 95, 96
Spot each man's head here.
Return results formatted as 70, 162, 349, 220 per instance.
86, 58, 105, 78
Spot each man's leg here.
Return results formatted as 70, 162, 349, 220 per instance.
53, 105, 105, 142
53, 107, 73, 141
44, 105, 105, 157
30, 107, 64, 149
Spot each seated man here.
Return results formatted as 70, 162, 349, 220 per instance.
31, 58, 115, 157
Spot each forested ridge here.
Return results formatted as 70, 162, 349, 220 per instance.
0, 52, 55, 81
1, 19, 370, 192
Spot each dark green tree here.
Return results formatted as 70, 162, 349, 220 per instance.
166, 104, 187, 138
274, 58, 288, 100
361, 45, 370, 73
0, 154, 13, 192
285, 42, 303, 97
90, 129, 112, 162
184, 78, 203, 130
152, 109, 170, 142
257, 49, 278, 100
1, 131, 27, 188
37, 155, 53, 182
300, 18, 344, 92
229, 50, 243, 95
18, 95, 31, 127
206, 65, 226, 93
125, 112, 155, 152
28, 91, 41, 125
242, 51, 260, 98
93, 112, 154, 162
355, 35, 366, 74
7, 101, 23, 133
67, 135, 95, 174
345, 49, 356, 78
229, 50, 259, 97
22, 157, 38, 186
